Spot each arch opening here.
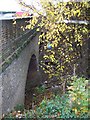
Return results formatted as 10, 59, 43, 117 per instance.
24, 54, 38, 109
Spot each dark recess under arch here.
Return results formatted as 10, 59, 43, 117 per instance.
25, 54, 38, 109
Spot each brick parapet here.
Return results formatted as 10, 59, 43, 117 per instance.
1, 18, 30, 60
0, 18, 38, 73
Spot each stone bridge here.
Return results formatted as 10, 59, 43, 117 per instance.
0, 17, 89, 118
0, 18, 42, 117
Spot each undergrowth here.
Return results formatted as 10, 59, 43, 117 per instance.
3, 76, 89, 119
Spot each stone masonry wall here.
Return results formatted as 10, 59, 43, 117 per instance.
0, 20, 2, 119
0, 32, 40, 115
1, 18, 30, 62
0, 18, 40, 117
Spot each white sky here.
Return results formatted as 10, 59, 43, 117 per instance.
0, 0, 41, 12
0, 0, 22, 11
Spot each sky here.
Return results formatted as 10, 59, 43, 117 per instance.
0, 0, 41, 12
0, 0, 22, 11
0, 0, 35, 11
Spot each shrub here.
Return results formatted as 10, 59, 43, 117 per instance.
67, 76, 89, 118
29, 77, 89, 118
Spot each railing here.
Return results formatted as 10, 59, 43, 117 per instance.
59, 20, 90, 25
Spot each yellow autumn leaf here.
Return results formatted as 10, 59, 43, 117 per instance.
68, 86, 74, 90
71, 97, 76, 101
74, 108, 78, 114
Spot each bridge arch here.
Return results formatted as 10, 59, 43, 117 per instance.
24, 54, 39, 109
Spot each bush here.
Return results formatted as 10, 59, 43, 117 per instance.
28, 76, 89, 119
67, 76, 89, 118
31, 94, 76, 119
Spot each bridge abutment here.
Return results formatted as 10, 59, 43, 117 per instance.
0, 31, 40, 115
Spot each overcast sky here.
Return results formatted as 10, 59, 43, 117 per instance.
0, 0, 35, 11
0, 0, 42, 11
0, 0, 21, 11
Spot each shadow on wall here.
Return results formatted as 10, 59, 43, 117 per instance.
24, 54, 41, 109
26, 54, 38, 88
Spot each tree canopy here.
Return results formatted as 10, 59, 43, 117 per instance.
18, 0, 90, 80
